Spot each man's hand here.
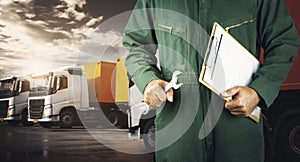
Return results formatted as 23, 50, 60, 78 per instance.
144, 79, 173, 108
221, 86, 260, 117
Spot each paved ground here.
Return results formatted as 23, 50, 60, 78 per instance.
0, 122, 287, 162
0, 122, 153, 162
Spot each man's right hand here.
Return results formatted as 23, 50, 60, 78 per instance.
143, 79, 174, 108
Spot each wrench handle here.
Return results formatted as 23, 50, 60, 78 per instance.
164, 83, 172, 92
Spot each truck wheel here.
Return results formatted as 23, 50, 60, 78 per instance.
40, 122, 53, 128
21, 109, 33, 126
7, 120, 20, 126
279, 116, 300, 161
60, 110, 75, 128
118, 113, 128, 129
106, 111, 128, 128
142, 118, 155, 152
107, 111, 119, 127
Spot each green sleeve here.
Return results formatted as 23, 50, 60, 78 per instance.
122, 0, 162, 93
249, 0, 299, 107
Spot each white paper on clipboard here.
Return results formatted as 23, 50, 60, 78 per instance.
199, 22, 261, 123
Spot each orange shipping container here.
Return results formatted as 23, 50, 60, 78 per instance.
84, 61, 115, 103
83, 59, 129, 104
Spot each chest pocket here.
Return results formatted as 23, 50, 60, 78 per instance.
154, 12, 210, 80
154, 18, 187, 40
154, 16, 189, 76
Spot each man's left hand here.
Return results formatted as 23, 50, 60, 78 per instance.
221, 86, 260, 117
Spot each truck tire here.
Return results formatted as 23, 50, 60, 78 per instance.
106, 111, 128, 128
21, 109, 33, 126
142, 118, 155, 152
279, 116, 300, 161
60, 110, 75, 128
118, 113, 128, 129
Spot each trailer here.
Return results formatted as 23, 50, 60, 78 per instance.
84, 58, 130, 128
263, 0, 300, 161
27, 58, 130, 128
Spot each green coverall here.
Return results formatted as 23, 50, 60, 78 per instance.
123, 0, 299, 161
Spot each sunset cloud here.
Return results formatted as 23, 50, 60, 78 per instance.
0, 0, 134, 78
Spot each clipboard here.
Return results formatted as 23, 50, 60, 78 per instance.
199, 22, 261, 123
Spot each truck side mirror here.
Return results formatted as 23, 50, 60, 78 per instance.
52, 76, 60, 94
56, 77, 61, 91
18, 81, 22, 93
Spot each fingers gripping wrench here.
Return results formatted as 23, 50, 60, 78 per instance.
164, 71, 183, 92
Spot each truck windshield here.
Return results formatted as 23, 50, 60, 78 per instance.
30, 75, 51, 92
0, 79, 14, 94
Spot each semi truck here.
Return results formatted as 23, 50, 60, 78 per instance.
28, 58, 129, 128
263, 0, 300, 161
0, 76, 32, 126
127, 0, 300, 157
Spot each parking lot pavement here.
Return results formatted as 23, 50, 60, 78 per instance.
0, 122, 287, 162
0, 122, 153, 162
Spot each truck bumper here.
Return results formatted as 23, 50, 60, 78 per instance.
4, 117, 15, 120
4, 114, 21, 121
28, 115, 59, 123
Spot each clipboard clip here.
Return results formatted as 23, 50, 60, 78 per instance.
210, 34, 223, 79
205, 34, 223, 79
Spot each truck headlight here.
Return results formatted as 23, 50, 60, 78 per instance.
43, 105, 52, 117
7, 106, 14, 117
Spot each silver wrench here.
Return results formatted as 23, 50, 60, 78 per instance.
164, 70, 183, 92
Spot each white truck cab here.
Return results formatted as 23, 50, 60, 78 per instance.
0, 76, 31, 126
28, 66, 89, 128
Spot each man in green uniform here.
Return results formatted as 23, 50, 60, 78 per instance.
123, 0, 299, 161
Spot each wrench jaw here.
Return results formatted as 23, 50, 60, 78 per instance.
172, 70, 183, 78
173, 83, 183, 89
164, 70, 183, 92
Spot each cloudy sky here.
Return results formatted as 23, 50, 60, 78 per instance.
0, 0, 137, 78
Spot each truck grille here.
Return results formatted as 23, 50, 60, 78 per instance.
29, 99, 45, 119
0, 100, 9, 118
